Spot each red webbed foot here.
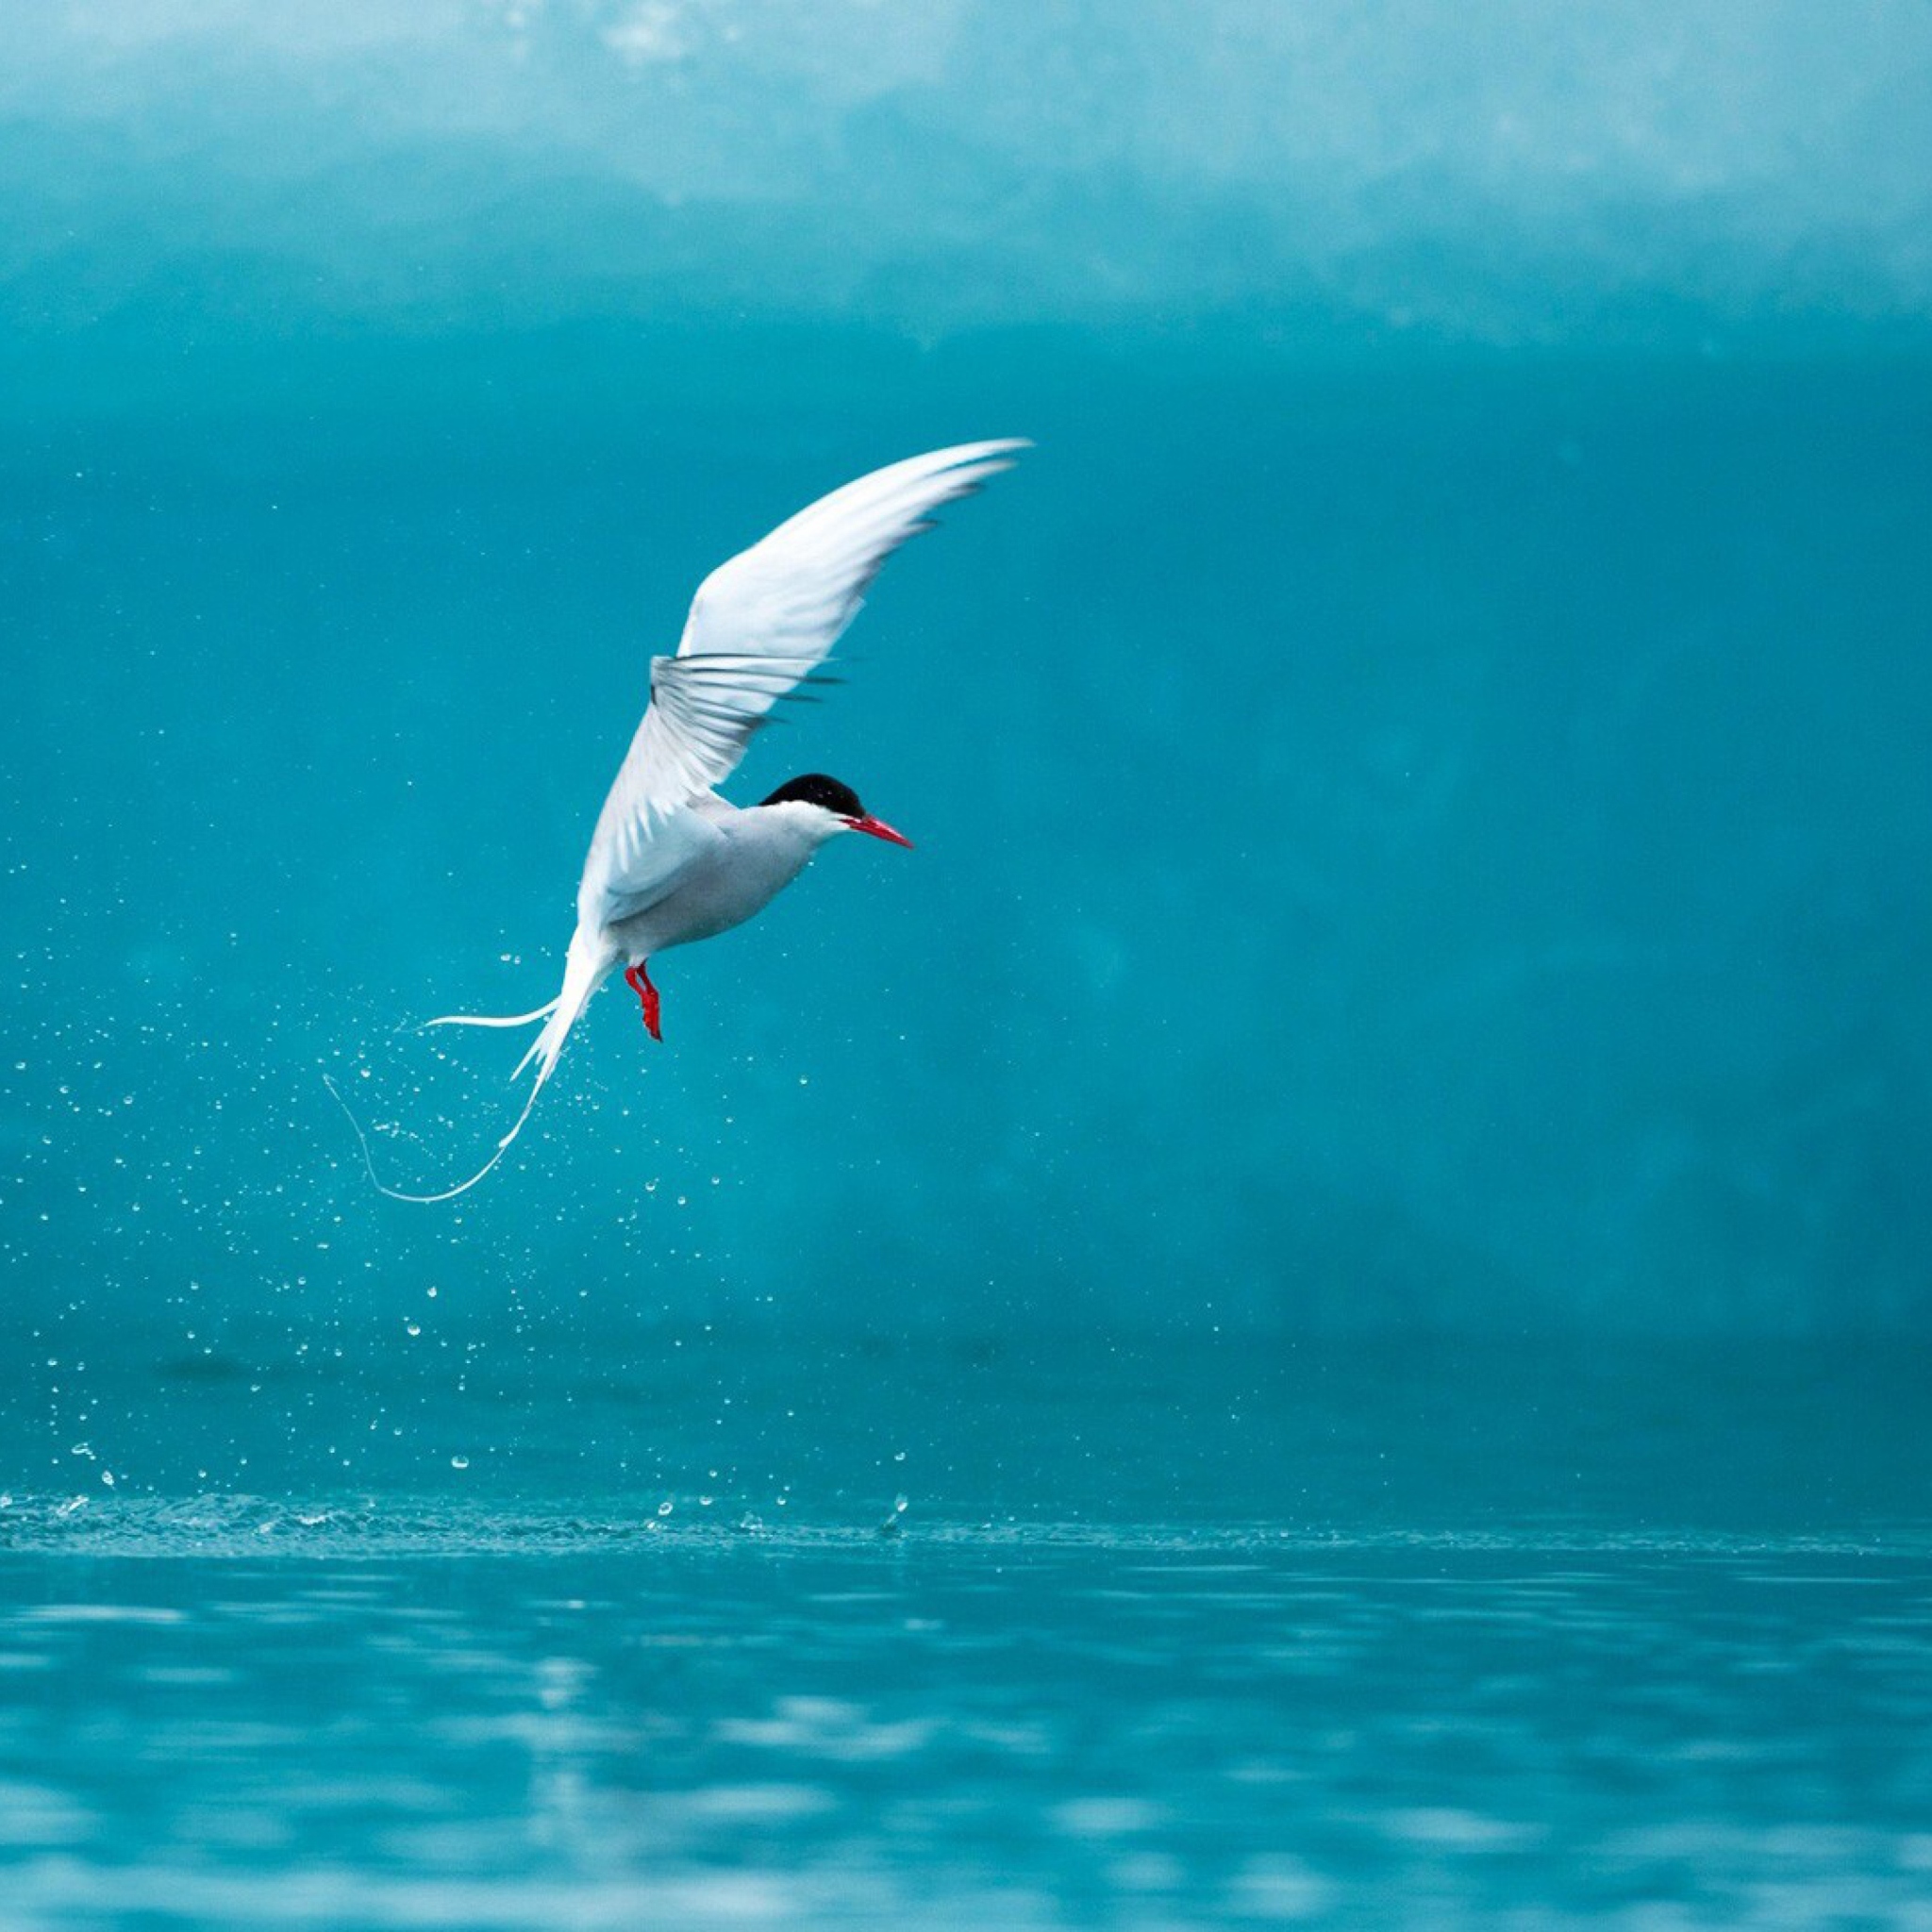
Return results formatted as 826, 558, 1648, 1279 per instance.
624, 962, 662, 1042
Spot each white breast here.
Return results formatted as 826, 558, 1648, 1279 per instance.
604, 804, 825, 959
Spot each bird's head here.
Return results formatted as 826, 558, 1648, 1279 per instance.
758, 773, 913, 848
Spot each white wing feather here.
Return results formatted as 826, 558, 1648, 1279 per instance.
577, 439, 1027, 927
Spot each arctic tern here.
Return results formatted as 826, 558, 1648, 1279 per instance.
330, 439, 1027, 1201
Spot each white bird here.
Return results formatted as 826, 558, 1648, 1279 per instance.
331, 438, 1028, 1201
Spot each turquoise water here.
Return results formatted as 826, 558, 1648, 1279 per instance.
6, 1340, 1932, 1924
6, 1342, 1932, 1927
5, 6, 1932, 1925
9, 342, 1929, 1338
8, 1533, 1932, 1928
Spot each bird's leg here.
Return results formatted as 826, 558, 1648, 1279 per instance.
624, 961, 662, 1043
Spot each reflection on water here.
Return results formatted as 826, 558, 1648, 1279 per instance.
5, 1339, 1929, 1923
4, 1516, 1930, 1927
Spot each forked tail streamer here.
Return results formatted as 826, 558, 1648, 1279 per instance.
325, 929, 612, 1203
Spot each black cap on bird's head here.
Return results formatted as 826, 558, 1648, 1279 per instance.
761, 773, 864, 816
759, 773, 913, 847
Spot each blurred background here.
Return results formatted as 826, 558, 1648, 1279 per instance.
2, 2, 1930, 1500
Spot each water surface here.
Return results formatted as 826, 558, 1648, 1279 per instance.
5, 1342, 1929, 1928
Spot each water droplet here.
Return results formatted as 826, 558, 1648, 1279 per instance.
657, 1498, 674, 1518
406, 1322, 421, 1338
450, 1455, 471, 1470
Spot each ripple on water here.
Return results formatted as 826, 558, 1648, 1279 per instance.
2, 1507, 1930, 1926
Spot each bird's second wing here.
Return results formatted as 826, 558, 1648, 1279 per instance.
577, 439, 1025, 928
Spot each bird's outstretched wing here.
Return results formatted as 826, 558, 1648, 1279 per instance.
578, 438, 1026, 927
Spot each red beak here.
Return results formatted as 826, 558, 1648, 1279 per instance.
843, 813, 914, 849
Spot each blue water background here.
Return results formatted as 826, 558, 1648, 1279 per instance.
3, 5, 1932, 1924
7, 340, 1930, 1352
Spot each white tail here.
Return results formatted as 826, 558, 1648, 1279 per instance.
510, 926, 613, 1093
328, 925, 616, 1204
424, 997, 560, 1031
